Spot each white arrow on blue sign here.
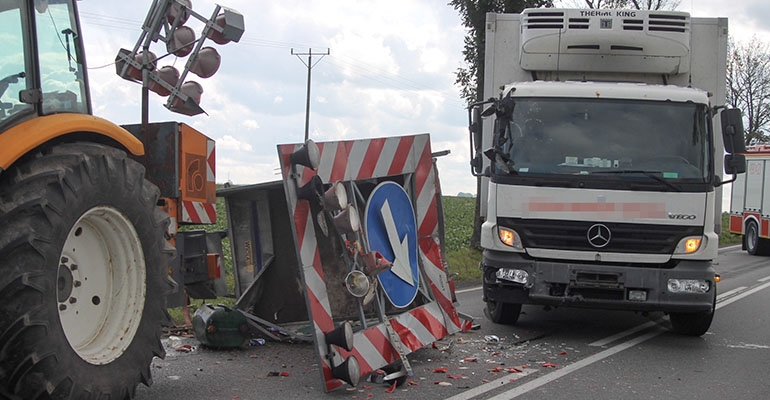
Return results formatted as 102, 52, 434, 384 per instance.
364, 181, 419, 308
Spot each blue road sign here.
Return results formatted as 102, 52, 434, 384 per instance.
364, 181, 419, 308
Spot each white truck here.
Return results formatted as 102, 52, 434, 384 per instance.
469, 8, 746, 336
729, 144, 770, 255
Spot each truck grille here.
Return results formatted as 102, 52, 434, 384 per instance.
499, 218, 702, 254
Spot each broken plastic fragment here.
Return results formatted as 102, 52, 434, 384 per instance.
484, 335, 500, 342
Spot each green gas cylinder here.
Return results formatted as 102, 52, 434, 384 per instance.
192, 304, 249, 348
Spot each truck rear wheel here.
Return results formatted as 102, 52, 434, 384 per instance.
0, 142, 174, 399
745, 220, 770, 256
484, 300, 522, 325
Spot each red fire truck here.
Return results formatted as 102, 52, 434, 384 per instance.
730, 144, 770, 255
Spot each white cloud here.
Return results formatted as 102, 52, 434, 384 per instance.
242, 119, 259, 130
216, 135, 253, 152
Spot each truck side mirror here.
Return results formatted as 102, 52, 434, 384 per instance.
720, 108, 746, 154
469, 106, 486, 176
471, 109, 483, 153
724, 153, 746, 175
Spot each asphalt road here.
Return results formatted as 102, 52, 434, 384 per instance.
135, 245, 770, 400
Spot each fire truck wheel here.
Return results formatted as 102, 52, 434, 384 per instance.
484, 300, 522, 325
0, 142, 175, 399
669, 290, 716, 337
745, 220, 770, 256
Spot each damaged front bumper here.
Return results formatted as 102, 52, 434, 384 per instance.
481, 250, 716, 314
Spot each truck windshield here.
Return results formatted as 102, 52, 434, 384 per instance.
495, 97, 711, 186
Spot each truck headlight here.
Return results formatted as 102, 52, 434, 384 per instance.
495, 268, 529, 284
498, 227, 523, 250
674, 236, 703, 254
667, 279, 710, 294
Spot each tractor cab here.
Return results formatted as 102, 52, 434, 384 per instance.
0, 0, 89, 131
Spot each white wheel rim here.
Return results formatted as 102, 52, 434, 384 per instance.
57, 206, 147, 365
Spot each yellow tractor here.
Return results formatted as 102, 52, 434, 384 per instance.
0, 1, 242, 398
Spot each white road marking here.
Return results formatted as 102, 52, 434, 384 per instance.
444, 368, 540, 400
589, 320, 660, 347
456, 286, 482, 294
716, 281, 770, 309
717, 286, 748, 300
758, 275, 770, 282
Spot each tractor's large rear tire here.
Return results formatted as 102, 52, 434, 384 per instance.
0, 142, 174, 399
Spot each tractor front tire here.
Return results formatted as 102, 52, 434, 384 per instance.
0, 142, 174, 399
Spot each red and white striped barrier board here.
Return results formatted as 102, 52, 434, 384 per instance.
278, 134, 464, 391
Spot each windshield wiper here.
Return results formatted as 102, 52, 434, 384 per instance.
591, 170, 681, 192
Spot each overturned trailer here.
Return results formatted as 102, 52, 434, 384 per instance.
218, 134, 470, 390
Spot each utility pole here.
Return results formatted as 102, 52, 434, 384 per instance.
291, 48, 329, 141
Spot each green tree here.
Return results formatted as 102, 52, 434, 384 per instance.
727, 36, 770, 145
450, 0, 552, 106
562, 0, 679, 9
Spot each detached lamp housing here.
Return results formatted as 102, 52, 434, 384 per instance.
206, 7, 245, 44
363, 251, 391, 276
115, 49, 157, 82
147, 65, 180, 96
167, 25, 196, 57
331, 356, 361, 387
169, 81, 205, 116
323, 181, 347, 211
290, 139, 321, 170
189, 47, 221, 78
324, 321, 354, 351
345, 270, 369, 298
166, 0, 192, 24
333, 204, 360, 234
296, 174, 325, 207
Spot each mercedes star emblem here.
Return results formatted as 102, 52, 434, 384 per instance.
587, 223, 611, 248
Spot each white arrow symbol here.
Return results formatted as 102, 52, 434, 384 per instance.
380, 199, 414, 286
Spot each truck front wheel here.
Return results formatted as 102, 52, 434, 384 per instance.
745, 220, 770, 256
0, 142, 174, 399
669, 290, 716, 336
484, 300, 522, 325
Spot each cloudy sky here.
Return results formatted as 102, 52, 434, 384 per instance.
77, 0, 770, 198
